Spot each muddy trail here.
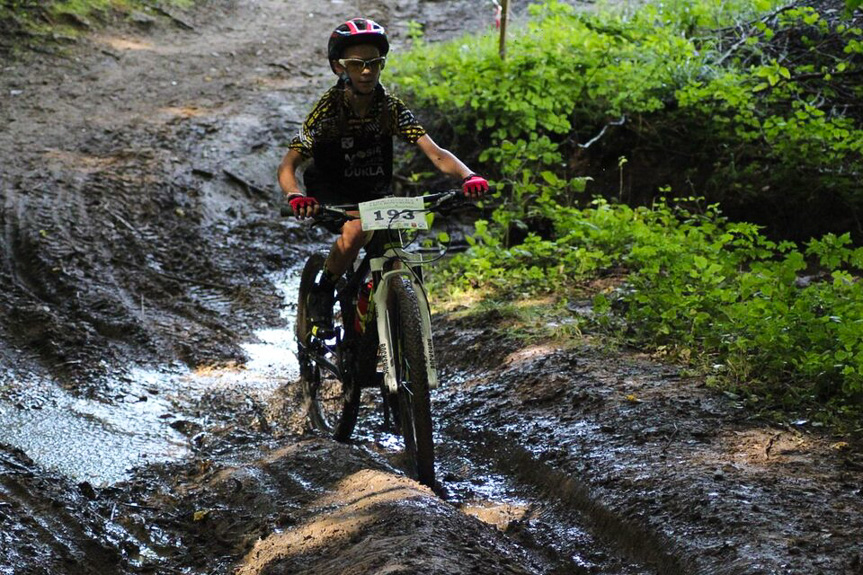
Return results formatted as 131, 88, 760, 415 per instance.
2, 0, 862, 574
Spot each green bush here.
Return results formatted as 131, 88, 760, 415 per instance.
394, 1, 863, 422
392, 0, 711, 175
672, 7, 863, 229
436, 191, 863, 416
393, 0, 863, 238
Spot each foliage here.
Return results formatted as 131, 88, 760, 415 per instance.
672, 5, 863, 234
435, 192, 863, 420
395, 1, 863, 424
392, 0, 863, 240
392, 0, 711, 175
392, 0, 788, 162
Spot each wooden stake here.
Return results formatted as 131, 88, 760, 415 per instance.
499, 0, 509, 60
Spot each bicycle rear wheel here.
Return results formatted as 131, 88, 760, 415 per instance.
296, 253, 360, 441
386, 276, 435, 488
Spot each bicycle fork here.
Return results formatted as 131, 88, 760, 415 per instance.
370, 255, 439, 395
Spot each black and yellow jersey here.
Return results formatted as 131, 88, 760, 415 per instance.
289, 82, 426, 202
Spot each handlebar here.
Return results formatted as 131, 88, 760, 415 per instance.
283, 189, 469, 227
324, 189, 461, 215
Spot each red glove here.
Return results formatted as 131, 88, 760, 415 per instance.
462, 174, 489, 198
288, 195, 318, 217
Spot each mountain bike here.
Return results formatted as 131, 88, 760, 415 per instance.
295, 190, 464, 489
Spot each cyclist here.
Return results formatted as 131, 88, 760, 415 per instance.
279, 17, 488, 332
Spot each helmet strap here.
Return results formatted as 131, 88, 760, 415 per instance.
339, 74, 379, 100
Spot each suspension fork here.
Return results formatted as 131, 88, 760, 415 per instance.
370, 253, 439, 394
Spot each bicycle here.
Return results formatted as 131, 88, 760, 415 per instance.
295, 190, 465, 489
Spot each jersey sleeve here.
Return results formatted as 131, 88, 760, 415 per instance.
289, 89, 337, 158
390, 96, 427, 144
288, 123, 314, 159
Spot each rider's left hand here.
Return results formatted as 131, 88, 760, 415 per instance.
462, 174, 489, 199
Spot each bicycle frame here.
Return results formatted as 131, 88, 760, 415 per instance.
310, 191, 458, 393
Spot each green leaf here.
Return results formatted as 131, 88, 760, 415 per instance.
540, 171, 560, 185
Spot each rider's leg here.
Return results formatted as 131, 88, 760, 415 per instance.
309, 219, 366, 329
324, 219, 366, 278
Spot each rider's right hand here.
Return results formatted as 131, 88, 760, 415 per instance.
288, 194, 320, 219
461, 174, 489, 199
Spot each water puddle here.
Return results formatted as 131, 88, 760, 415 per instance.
0, 374, 189, 485
0, 268, 301, 486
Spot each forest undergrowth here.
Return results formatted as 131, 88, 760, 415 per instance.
391, 0, 863, 432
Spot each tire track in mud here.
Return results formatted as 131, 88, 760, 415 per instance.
338, 395, 654, 573
441, 423, 692, 575
438, 420, 815, 575
0, 449, 124, 574
429, 318, 863, 575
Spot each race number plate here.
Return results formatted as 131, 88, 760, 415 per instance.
358, 197, 428, 231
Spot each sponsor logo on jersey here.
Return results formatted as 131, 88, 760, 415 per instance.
345, 165, 386, 178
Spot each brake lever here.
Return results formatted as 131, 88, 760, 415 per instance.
433, 191, 475, 216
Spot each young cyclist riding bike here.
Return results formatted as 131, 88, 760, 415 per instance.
278, 17, 488, 330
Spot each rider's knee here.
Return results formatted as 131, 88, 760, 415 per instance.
341, 220, 366, 249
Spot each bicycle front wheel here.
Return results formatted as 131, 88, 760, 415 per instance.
386, 276, 435, 488
296, 253, 360, 441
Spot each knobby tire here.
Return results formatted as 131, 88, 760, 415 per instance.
387, 277, 435, 488
296, 252, 360, 441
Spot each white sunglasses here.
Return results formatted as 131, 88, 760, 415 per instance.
337, 56, 387, 72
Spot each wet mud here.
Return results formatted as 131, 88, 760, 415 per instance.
1, 0, 862, 574
434, 315, 863, 574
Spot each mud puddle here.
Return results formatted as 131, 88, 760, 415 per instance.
0, 268, 302, 486
0, 369, 190, 485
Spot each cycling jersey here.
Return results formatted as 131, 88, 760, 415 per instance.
289, 83, 427, 203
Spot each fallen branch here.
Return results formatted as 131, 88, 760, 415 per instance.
577, 116, 626, 149
709, 2, 799, 35
715, 33, 754, 67
103, 206, 139, 235
223, 169, 270, 198
791, 68, 863, 82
